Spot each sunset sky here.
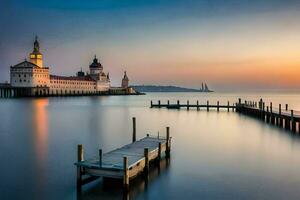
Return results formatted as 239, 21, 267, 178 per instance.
1, 0, 300, 91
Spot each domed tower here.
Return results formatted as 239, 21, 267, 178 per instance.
29, 36, 43, 68
89, 55, 103, 81
121, 71, 129, 88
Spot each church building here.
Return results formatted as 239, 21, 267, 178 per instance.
7, 37, 135, 97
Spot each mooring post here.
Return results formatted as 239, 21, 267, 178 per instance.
150, 100, 153, 108
77, 144, 84, 190
262, 102, 265, 121
166, 127, 170, 158
266, 106, 269, 123
217, 101, 219, 112
227, 101, 230, 112
132, 117, 136, 143
278, 104, 282, 127
123, 157, 129, 191
187, 100, 189, 110
167, 100, 170, 106
270, 102, 274, 124
197, 100, 199, 111
207, 100, 209, 112
99, 149, 102, 167
177, 100, 180, 106
286, 104, 288, 111
285, 117, 290, 130
291, 110, 296, 132
158, 100, 161, 108
144, 148, 149, 174
158, 142, 162, 160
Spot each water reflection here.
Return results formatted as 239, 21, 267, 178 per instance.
32, 98, 49, 188
76, 158, 170, 200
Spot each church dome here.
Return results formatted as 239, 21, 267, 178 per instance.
89, 55, 103, 69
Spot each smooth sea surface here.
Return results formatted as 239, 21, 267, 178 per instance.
1, 92, 300, 200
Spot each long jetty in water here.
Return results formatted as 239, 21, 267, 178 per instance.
74, 117, 171, 191
151, 98, 300, 134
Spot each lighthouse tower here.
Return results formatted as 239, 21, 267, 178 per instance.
29, 36, 43, 68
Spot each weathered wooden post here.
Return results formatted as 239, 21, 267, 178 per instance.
227, 101, 230, 112
158, 142, 162, 160
150, 100, 153, 108
99, 149, 102, 167
177, 100, 180, 106
123, 157, 129, 190
197, 100, 199, 111
291, 110, 296, 132
217, 101, 219, 112
270, 102, 274, 124
285, 117, 290, 130
278, 104, 282, 127
187, 100, 189, 110
238, 98, 241, 105
166, 127, 170, 158
266, 106, 270, 123
207, 100, 209, 112
132, 117, 136, 143
167, 100, 170, 106
262, 102, 265, 121
158, 100, 161, 108
286, 104, 288, 111
232, 103, 235, 112
77, 144, 84, 190
144, 148, 149, 174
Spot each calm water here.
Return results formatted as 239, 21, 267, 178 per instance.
1, 92, 300, 200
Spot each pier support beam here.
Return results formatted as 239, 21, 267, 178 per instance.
285, 118, 290, 130
197, 100, 199, 111
187, 100, 189, 110
227, 101, 230, 112
144, 148, 149, 174
291, 110, 296, 132
123, 157, 129, 191
132, 117, 136, 143
77, 144, 84, 190
158, 142, 162, 160
150, 100, 153, 108
207, 101, 209, 112
99, 149, 102, 167
217, 101, 219, 112
166, 127, 170, 158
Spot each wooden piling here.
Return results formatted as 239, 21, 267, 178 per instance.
286, 104, 288, 111
177, 100, 180, 106
144, 148, 149, 174
77, 144, 84, 190
150, 100, 153, 108
278, 104, 282, 127
167, 100, 170, 106
207, 101, 209, 112
227, 101, 230, 112
187, 100, 189, 110
158, 142, 162, 160
158, 100, 161, 108
217, 101, 219, 112
166, 127, 170, 158
291, 110, 296, 132
197, 100, 199, 111
99, 149, 102, 167
266, 106, 270, 123
132, 117, 136, 143
123, 157, 129, 190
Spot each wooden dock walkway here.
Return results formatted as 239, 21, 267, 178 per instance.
150, 100, 236, 111
74, 118, 171, 190
150, 98, 300, 134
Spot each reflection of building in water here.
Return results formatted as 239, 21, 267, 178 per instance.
3, 37, 139, 97
32, 99, 49, 185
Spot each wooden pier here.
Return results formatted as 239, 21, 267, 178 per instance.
74, 118, 171, 191
151, 98, 300, 134
150, 100, 236, 112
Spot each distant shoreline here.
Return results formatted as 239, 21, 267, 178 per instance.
131, 85, 213, 93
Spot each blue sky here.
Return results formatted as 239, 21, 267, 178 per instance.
1, 0, 300, 90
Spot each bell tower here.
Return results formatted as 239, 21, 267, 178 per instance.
29, 36, 43, 68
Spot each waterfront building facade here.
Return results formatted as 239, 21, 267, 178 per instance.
5, 37, 136, 97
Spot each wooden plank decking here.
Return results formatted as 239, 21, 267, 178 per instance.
75, 123, 171, 191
